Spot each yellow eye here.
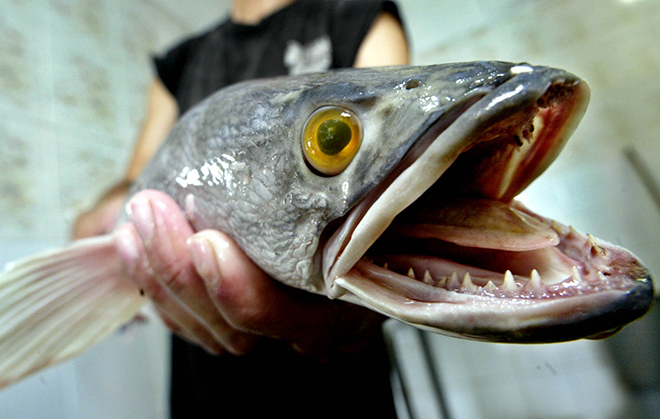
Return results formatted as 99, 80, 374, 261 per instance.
302, 106, 362, 176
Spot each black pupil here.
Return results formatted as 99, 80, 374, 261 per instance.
317, 119, 352, 155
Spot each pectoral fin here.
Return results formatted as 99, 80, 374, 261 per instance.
0, 236, 145, 388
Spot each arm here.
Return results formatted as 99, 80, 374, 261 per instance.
72, 79, 178, 239
354, 11, 409, 68
125, 79, 180, 182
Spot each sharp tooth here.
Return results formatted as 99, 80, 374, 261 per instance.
484, 281, 497, 293
572, 266, 583, 283
407, 268, 416, 279
383, 262, 388, 270
587, 234, 597, 247
587, 234, 605, 257
502, 270, 517, 291
438, 277, 448, 288
513, 134, 523, 146
550, 221, 563, 234
527, 269, 544, 290
423, 270, 433, 284
449, 272, 460, 289
461, 272, 475, 291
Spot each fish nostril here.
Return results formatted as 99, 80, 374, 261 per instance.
405, 79, 421, 90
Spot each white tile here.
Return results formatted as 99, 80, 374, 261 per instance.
0, 6, 54, 120
568, 364, 627, 418
426, 334, 475, 385
634, 143, 660, 196
0, 111, 63, 241
441, 380, 483, 419
120, 0, 195, 55
146, 0, 229, 33
0, 359, 79, 419
384, 322, 447, 418
73, 316, 171, 419
398, 0, 489, 62
423, 336, 627, 418
55, 124, 129, 229
49, 40, 123, 136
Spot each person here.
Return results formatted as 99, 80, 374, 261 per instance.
74, 0, 409, 417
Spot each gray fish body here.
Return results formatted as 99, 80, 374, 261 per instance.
129, 62, 652, 343
2, 62, 653, 389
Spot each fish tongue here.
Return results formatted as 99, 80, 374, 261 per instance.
391, 197, 560, 251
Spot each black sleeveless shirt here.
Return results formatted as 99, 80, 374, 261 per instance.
153, 1, 404, 417
155, 0, 403, 113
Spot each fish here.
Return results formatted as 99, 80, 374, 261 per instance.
0, 62, 653, 388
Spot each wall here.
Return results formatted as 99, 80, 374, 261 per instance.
0, 0, 229, 243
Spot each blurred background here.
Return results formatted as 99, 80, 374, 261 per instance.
0, 0, 659, 417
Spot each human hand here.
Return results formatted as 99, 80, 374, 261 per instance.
113, 190, 386, 357
72, 180, 133, 239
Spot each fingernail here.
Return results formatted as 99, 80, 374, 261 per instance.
114, 227, 139, 273
188, 236, 221, 285
130, 197, 155, 244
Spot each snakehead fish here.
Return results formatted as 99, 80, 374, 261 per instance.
0, 62, 653, 388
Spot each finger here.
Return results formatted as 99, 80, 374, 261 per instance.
191, 230, 385, 355
127, 190, 257, 354
114, 223, 224, 354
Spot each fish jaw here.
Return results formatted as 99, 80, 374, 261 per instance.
334, 206, 653, 343
321, 65, 654, 343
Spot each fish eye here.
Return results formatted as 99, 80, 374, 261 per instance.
302, 106, 362, 176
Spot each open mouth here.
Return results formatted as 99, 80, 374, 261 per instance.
321, 66, 653, 343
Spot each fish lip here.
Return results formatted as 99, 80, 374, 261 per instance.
332, 212, 654, 343
319, 65, 654, 341
334, 272, 653, 344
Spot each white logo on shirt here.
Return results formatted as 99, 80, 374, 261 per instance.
284, 36, 332, 76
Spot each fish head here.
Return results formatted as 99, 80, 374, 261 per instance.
169, 62, 652, 343
277, 62, 652, 343
247, 63, 514, 288
198, 63, 520, 290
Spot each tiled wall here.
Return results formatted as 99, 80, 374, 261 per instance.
0, 0, 228, 243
